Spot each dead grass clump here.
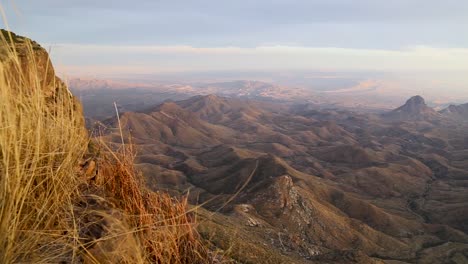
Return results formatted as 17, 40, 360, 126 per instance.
73, 187, 146, 264
95, 145, 211, 263
0, 32, 88, 263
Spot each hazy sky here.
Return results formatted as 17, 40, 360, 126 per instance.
2, 0, 468, 78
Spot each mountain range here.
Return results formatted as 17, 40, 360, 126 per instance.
95, 94, 468, 263
71, 77, 467, 121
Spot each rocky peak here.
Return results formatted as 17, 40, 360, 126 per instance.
396, 95, 427, 113
0, 29, 68, 98
384, 95, 440, 121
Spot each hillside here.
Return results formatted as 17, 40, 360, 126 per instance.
99, 94, 468, 263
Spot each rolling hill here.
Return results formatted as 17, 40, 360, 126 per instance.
97, 94, 468, 263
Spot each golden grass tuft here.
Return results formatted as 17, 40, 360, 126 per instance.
0, 32, 88, 263
95, 144, 210, 263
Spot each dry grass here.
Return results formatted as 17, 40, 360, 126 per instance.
0, 31, 88, 263
94, 144, 210, 263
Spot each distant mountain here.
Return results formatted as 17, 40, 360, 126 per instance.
70, 79, 319, 121
176, 94, 262, 122
440, 103, 468, 121
383, 95, 441, 121
68, 78, 154, 90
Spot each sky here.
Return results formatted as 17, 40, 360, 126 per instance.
1, 0, 468, 81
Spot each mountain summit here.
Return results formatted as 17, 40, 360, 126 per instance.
384, 95, 440, 121
395, 95, 430, 114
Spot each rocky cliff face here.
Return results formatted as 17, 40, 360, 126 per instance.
0, 29, 85, 130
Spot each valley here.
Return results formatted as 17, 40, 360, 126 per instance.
88, 93, 468, 263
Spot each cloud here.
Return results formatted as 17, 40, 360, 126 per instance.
48, 44, 468, 75
13, 0, 468, 23
5, 0, 468, 49
5, 0, 465, 78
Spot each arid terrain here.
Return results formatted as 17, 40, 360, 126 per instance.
89, 92, 468, 263
4, 1, 468, 262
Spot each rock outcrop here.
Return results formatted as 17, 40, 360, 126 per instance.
384, 95, 441, 121
0, 29, 86, 132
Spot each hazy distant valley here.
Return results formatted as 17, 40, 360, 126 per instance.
75, 78, 468, 263
70, 74, 468, 122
